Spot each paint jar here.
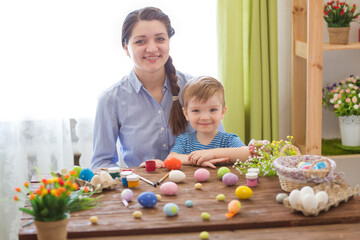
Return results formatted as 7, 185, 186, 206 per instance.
127, 174, 140, 189
145, 160, 156, 172
108, 167, 121, 179
246, 172, 258, 187
121, 171, 132, 187
248, 168, 260, 183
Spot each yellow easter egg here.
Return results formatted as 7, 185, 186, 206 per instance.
235, 186, 253, 200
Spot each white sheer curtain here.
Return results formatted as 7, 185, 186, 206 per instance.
0, 1, 217, 239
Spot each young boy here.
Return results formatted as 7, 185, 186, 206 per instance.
167, 76, 251, 168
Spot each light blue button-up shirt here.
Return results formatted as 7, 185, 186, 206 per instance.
91, 69, 225, 169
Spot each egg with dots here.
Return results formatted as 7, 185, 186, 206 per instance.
160, 182, 178, 195
225, 200, 241, 219
194, 168, 210, 182
164, 157, 182, 170
222, 173, 238, 186
137, 191, 158, 208
169, 170, 186, 183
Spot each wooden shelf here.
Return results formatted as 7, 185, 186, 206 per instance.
323, 42, 360, 51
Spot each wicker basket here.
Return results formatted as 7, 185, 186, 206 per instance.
273, 145, 336, 192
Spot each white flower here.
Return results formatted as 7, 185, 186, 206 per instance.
337, 100, 342, 104
354, 105, 359, 110
349, 83, 354, 88
333, 94, 338, 98
330, 99, 334, 103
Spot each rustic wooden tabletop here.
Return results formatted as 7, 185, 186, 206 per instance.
19, 165, 360, 239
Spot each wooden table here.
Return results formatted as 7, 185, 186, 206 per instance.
19, 166, 360, 239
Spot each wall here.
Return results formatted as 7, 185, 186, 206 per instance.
277, 0, 360, 140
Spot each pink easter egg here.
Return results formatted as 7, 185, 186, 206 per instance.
160, 182, 178, 195
194, 168, 210, 182
222, 173, 238, 186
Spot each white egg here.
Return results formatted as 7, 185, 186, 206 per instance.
300, 186, 314, 197
315, 191, 329, 205
169, 170, 186, 183
288, 190, 302, 207
302, 193, 318, 211
275, 193, 288, 204
99, 171, 113, 185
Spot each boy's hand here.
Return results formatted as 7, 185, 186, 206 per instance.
140, 159, 165, 168
189, 149, 228, 167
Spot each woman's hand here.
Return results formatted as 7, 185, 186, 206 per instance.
140, 159, 165, 168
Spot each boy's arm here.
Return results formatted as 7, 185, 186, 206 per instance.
167, 152, 228, 169
189, 146, 250, 166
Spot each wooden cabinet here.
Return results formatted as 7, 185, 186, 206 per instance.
291, 0, 360, 155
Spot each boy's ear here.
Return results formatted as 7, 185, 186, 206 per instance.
221, 106, 227, 119
182, 107, 189, 121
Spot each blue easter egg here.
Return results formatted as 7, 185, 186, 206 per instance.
185, 200, 193, 208
79, 168, 94, 182
313, 161, 326, 170
137, 191, 158, 208
163, 203, 179, 216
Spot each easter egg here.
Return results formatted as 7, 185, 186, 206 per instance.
79, 168, 94, 182
160, 182, 178, 195
302, 193, 318, 211
156, 194, 162, 201
164, 157, 182, 170
201, 212, 210, 220
133, 211, 142, 219
194, 168, 210, 182
99, 171, 113, 185
298, 162, 312, 170
216, 194, 225, 201
169, 170, 186, 183
217, 167, 231, 179
228, 200, 241, 214
121, 189, 133, 202
275, 193, 288, 204
315, 191, 329, 205
72, 166, 82, 178
89, 216, 98, 224
137, 191, 158, 208
235, 186, 253, 200
199, 231, 210, 240
194, 183, 202, 190
222, 173, 239, 186
163, 203, 179, 217
288, 189, 302, 207
313, 161, 326, 170
185, 200, 193, 207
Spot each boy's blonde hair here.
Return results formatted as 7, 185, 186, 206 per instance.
182, 76, 225, 109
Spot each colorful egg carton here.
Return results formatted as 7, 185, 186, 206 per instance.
283, 181, 360, 216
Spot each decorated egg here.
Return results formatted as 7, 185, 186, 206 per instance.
163, 203, 179, 217
121, 189, 133, 202
137, 191, 158, 208
185, 200, 193, 207
225, 200, 241, 218
99, 171, 113, 185
297, 162, 312, 170
160, 182, 178, 195
315, 191, 329, 205
79, 168, 94, 182
169, 170, 186, 183
217, 167, 231, 179
72, 166, 82, 178
201, 212, 210, 220
194, 183, 202, 190
216, 194, 225, 201
164, 157, 182, 170
194, 168, 210, 182
302, 193, 318, 211
288, 189, 301, 207
222, 173, 239, 186
313, 161, 326, 170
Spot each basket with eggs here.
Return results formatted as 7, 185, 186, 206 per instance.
272, 145, 337, 192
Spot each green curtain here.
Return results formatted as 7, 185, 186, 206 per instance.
217, 0, 279, 144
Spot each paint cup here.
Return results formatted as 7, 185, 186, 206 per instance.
145, 160, 156, 172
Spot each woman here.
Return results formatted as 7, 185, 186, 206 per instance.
91, 7, 225, 169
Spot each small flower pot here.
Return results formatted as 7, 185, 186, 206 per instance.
339, 115, 360, 146
327, 27, 350, 44
34, 217, 69, 240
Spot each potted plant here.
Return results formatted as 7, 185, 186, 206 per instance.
322, 75, 360, 146
323, 0, 360, 44
14, 170, 101, 240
